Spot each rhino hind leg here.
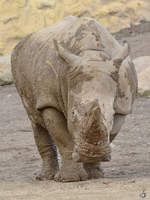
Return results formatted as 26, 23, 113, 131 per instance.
42, 108, 88, 182
32, 123, 58, 180
83, 163, 104, 179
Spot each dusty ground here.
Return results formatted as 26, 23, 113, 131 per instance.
0, 23, 150, 199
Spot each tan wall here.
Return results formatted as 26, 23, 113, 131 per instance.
0, 0, 150, 56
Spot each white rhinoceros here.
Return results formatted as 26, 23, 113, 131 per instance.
11, 16, 137, 182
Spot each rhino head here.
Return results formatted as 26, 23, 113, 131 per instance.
54, 40, 137, 163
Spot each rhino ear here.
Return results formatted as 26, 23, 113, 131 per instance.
113, 41, 129, 68
53, 39, 82, 67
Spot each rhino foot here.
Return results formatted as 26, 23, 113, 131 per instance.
35, 165, 58, 180
54, 160, 88, 182
35, 157, 58, 181
83, 163, 104, 179
35, 170, 56, 181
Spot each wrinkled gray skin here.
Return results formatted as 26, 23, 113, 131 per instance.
11, 16, 137, 182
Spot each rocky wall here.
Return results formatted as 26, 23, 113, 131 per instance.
0, 0, 150, 56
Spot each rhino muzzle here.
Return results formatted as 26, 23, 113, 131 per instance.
72, 103, 111, 163
72, 142, 111, 163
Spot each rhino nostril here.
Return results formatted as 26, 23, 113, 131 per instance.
104, 153, 111, 161
94, 142, 98, 145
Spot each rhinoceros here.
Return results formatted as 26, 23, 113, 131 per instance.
11, 16, 137, 182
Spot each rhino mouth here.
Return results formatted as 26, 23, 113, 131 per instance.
72, 140, 111, 163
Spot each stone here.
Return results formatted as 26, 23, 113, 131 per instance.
38, 0, 56, 9
133, 56, 150, 95
0, 56, 13, 86
138, 67, 150, 94
133, 56, 150, 73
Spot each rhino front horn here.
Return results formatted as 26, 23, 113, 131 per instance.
53, 39, 82, 67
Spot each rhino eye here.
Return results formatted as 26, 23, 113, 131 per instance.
85, 112, 88, 117
71, 109, 79, 119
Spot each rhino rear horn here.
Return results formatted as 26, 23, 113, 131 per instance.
53, 39, 81, 67
113, 41, 129, 68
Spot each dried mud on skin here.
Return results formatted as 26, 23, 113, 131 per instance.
0, 24, 150, 199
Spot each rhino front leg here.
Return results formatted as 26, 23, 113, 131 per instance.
32, 123, 58, 180
42, 108, 88, 182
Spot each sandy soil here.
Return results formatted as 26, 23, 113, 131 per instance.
0, 24, 150, 199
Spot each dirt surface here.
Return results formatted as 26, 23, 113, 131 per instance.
0, 24, 150, 199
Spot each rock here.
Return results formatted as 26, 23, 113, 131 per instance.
38, 0, 56, 9
0, 56, 13, 86
133, 56, 150, 95
138, 67, 150, 94
133, 56, 150, 73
